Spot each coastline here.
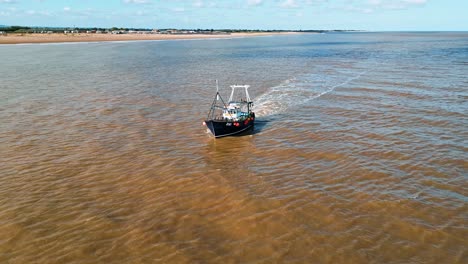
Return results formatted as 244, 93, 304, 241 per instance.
0, 32, 298, 45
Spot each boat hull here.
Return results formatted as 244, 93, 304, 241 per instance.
205, 118, 254, 138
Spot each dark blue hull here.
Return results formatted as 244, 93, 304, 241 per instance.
205, 118, 254, 138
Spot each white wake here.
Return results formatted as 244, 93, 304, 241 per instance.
253, 69, 368, 117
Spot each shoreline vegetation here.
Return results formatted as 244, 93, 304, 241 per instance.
0, 26, 355, 44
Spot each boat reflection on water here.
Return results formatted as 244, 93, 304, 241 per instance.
204, 136, 255, 171
202, 136, 263, 187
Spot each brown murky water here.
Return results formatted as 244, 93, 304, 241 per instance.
1, 33, 467, 263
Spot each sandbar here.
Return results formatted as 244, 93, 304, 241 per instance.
0, 32, 297, 45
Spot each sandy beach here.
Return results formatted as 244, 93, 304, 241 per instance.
0, 32, 296, 44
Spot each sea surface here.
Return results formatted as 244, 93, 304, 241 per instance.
0, 32, 467, 263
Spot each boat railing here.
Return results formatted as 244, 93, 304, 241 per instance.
211, 112, 254, 122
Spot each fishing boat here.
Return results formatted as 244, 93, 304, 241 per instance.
203, 83, 255, 138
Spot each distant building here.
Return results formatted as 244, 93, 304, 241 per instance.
161, 29, 178, 34
128, 30, 149, 34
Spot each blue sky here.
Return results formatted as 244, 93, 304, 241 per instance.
0, 0, 466, 30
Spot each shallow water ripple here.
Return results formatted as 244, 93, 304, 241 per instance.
1, 32, 467, 263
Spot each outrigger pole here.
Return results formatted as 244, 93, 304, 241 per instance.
207, 80, 229, 119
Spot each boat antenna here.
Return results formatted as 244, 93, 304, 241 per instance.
216, 79, 220, 100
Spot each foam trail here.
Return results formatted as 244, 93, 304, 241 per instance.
254, 70, 368, 117
310, 70, 368, 100
329, 70, 368, 90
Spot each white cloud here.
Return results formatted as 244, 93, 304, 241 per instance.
135, 10, 154, 16
403, 0, 427, 4
172, 7, 185, 12
247, 0, 263, 6
60, 7, 93, 17
280, 0, 298, 8
192, 1, 217, 8
123, 0, 151, 4
339, 0, 428, 13
0, 0, 17, 4
193, 0, 203, 8
24, 9, 53, 16
368, 0, 382, 5
206, 2, 217, 8
367, 0, 427, 9
346, 6, 373, 14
